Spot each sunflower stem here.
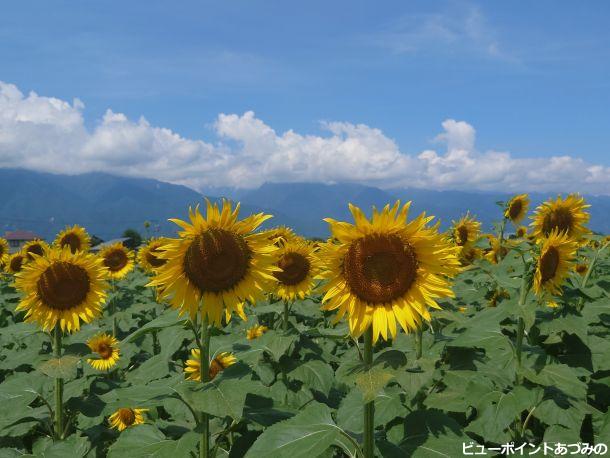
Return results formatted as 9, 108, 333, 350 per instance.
363, 326, 374, 458
111, 280, 118, 337
577, 242, 608, 311
515, 271, 530, 384
52, 323, 64, 440
498, 217, 507, 245
415, 326, 423, 359
283, 301, 289, 331
199, 313, 211, 458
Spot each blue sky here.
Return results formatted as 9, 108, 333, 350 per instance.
0, 1, 608, 193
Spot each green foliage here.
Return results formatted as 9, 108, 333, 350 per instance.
0, 235, 608, 456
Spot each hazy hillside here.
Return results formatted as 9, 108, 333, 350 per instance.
1, 169, 608, 240
224, 182, 610, 236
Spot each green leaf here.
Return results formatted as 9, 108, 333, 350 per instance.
289, 360, 335, 396
37, 356, 80, 379
245, 403, 355, 458
522, 363, 588, 399
33, 434, 90, 457
107, 425, 198, 457
337, 386, 407, 433
355, 367, 394, 403
121, 310, 187, 344
391, 409, 466, 457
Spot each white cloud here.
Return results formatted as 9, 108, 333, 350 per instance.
0, 81, 608, 195
368, 6, 517, 63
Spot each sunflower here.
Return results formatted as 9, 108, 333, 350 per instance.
99, 243, 134, 280
6, 253, 26, 274
318, 201, 461, 343
546, 300, 560, 309
23, 239, 50, 261
137, 237, 170, 273
530, 194, 590, 241
54, 225, 91, 253
184, 348, 237, 381
0, 237, 9, 268
515, 226, 528, 238
273, 240, 319, 301
13, 247, 109, 332
109, 408, 148, 431
484, 235, 509, 264
148, 200, 277, 325
533, 230, 578, 296
246, 324, 268, 340
574, 263, 588, 275
264, 226, 297, 246
451, 213, 481, 247
505, 194, 530, 224
86, 333, 120, 370
458, 245, 482, 265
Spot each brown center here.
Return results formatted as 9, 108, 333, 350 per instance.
274, 252, 310, 286
542, 207, 573, 236
575, 264, 587, 274
10, 255, 24, 272
508, 199, 523, 221
183, 228, 251, 293
104, 249, 128, 272
36, 261, 90, 310
96, 342, 113, 359
456, 226, 469, 246
26, 243, 44, 260
146, 246, 167, 268
117, 408, 135, 425
209, 358, 226, 380
60, 233, 82, 253
539, 246, 560, 283
517, 227, 526, 237
343, 234, 418, 304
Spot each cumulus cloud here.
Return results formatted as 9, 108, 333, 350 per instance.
0, 81, 608, 194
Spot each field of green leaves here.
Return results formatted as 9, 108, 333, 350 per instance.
1, 232, 608, 457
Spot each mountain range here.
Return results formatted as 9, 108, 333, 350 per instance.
0, 168, 608, 241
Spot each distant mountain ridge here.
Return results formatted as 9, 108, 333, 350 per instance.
0, 169, 608, 241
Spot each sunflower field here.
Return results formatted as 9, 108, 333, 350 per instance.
0, 195, 608, 458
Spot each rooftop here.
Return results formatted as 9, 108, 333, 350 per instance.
4, 230, 41, 241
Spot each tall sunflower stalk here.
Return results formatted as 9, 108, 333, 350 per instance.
148, 200, 277, 458
317, 201, 460, 458
13, 247, 109, 441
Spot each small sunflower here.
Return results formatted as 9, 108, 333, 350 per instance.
530, 194, 590, 241
109, 408, 148, 431
458, 245, 482, 265
484, 236, 509, 264
273, 240, 319, 301
451, 213, 481, 247
149, 200, 277, 325
246, 324, 268, 340
318, 201, 461, 343
574, 263, 588, 275
6, 253, 26, 274
546, 300, 560, 309
184, 348, 237, 381
264, 226, 297, 246
533, 230, 578, 296
515, 226, 528, 238
99, 243, 134, 280
14, 247, 109, 332
54, 225, 91, 253
87, 333, 120, 370
505, 194, 530, 224
137, 238, 170, 273
0, 237, 9, 268
23, 239, 50, 261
